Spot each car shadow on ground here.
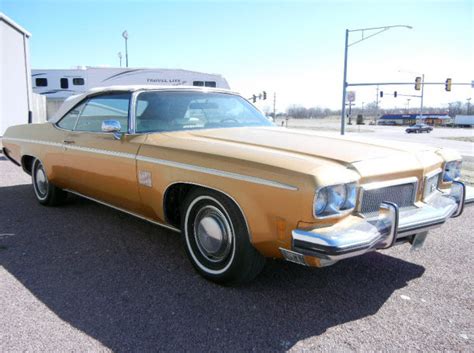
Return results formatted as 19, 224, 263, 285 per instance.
0, 182, 425, 352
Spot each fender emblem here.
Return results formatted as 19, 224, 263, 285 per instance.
138, 171, 152, 187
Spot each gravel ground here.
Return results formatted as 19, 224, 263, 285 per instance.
0, 156, 473, 352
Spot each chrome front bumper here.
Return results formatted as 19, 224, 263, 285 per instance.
286, 181, 471, 266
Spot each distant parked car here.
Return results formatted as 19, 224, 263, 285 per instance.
406, 124, 433, 133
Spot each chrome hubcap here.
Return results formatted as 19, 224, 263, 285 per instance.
194, 206, 232, 262
35, 165, 48, 196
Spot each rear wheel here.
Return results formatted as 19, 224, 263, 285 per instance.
181, 188, 265, 285
32, 159, 67, 206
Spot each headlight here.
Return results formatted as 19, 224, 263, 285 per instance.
314, 183, 357, 217
443, 160, 462, 182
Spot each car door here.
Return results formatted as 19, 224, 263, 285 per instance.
61, 92, 146, 214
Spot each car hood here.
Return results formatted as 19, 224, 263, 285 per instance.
185, 126, 435, 164
147, 126, 452, 183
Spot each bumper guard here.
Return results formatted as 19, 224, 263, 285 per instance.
287, 181, 469, 265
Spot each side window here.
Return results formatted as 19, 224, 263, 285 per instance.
193, 81, 204, 87
72, 78, 85, 86
57, 102, 86, 130
60, 78, 69, 89
35, 78, 48, 87
75, 93, 130, 132
205, 81, 216, 87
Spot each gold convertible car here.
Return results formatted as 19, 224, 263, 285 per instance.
2, 86, 473, 285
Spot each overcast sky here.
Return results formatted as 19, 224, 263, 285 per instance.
1, 0, 472, 112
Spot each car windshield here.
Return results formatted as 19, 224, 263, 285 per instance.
135, 91, 273, 133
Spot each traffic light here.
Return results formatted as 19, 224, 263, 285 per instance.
380, 91, 383, 98
252, 95, 256, 103
415, 76, 421, 90
262, 91, 267, 100
445, 78, 452, 92
394, 91, 397, 98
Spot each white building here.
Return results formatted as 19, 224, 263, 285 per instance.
0, 13, 33, 136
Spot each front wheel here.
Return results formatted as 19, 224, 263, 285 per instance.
181, 188, 265, 285
32, 159, 67, 206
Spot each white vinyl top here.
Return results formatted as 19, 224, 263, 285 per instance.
0, 12, 31, 37
50, 85, 238, 123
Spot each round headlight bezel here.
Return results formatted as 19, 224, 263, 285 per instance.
314, 182, 358, 218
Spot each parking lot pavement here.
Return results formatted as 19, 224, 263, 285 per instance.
0, 155, 473, 352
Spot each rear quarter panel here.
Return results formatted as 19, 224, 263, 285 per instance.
2, 123, 68, 187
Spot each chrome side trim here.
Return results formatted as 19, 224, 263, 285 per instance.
65, 189, 181, 233
163, 181, 253, 241
5, 137, 298, 191
138, 155, 298, 191
66, 144, 136, 159
2, 137, 63, 148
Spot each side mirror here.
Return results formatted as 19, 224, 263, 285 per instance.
102, 120, 121, 133
102, 120, 123, 140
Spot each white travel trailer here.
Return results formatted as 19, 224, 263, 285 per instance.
32, 67, 231, 118
32, 67, 230, 99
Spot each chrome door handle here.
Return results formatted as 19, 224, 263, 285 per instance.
63, 140, 75, 144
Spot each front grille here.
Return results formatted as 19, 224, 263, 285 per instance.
360, 182, 417, 216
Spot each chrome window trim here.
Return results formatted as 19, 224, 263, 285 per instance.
129, 90, 140, 134
357, 176, 419, 213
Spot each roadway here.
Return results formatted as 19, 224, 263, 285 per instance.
0, 155, 473, 351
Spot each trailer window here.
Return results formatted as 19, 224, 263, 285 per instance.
35, 78, 48, 87
205, 81, 216, 87
60, 78, 69, 89
73, 78, 85, 86
193, 81, 204, 87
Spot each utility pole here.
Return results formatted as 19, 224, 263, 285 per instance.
375, 85, 379, 124
273, 92, 276, 121
419, 74, 425, 121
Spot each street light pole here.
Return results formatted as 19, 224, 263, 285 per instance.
340, 25, 412, 135
340, 29, 349, 135
467, 98, 471, 115
419, 73, 425, 121
118, 52, 122, 67
122, 30, 129, 68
